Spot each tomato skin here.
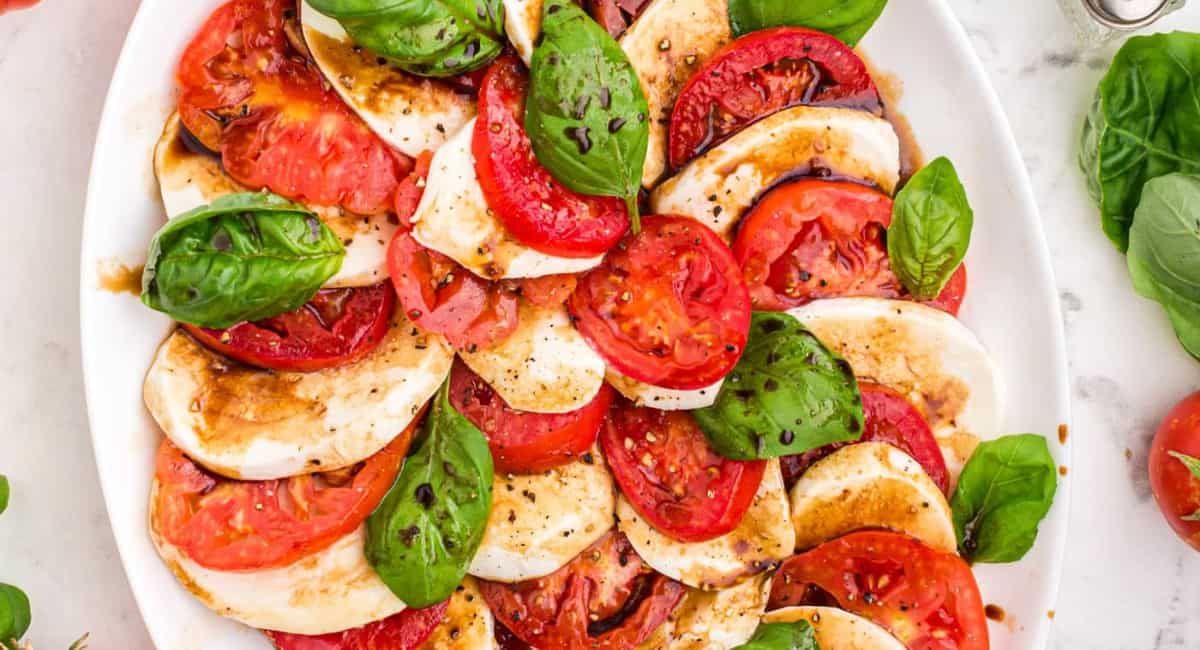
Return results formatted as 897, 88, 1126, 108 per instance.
518, 274, 579, 309
569, 216, 752, 390
264, 601, 449, 649
1150, 391, 1200, 550
769, 531, 988, 650
394, 150, 434, 227
601, 401, 766, 542
0, 0, 39, 14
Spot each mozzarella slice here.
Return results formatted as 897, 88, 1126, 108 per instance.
606, 367, 723, 411
419, 578, 497, 650
411, 118, 605, 280
502, 0, 542, 66
651, 106, 900, 240
300, 1, 475, 158
638, 574, 771, 650
143, 311, 453, 480
617, 459, 794, 590
460, 300, 606, 414
789, 442, 956, 553
762, 607, 905, 650
786, 298, 1003, 482
469, 450, 615, 582
152, 112, 399, 288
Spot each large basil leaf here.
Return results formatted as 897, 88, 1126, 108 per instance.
887, 156, 973, 300
727, 0, 886, 46
141, 192, 344, 329
1081, 32, 1200, 252
733, 621, 820, 650
694, 311, 863, 461
951, 434, 1057, 563
0, 475, 7, 517
308, 0, 504, 77
366, 381, 494, 607
525, 1, 649, 230
0, 584, 30, 648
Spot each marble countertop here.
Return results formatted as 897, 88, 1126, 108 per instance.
1, 0, 1198, 647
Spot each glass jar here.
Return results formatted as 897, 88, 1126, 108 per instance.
1059, 0, 1185, 46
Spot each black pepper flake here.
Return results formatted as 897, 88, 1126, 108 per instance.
399, 524, 421, 546
565, 126, 592, 154
798, 270, 812, 282
725, 343, 737, 353
779, 429, 795, 445
598, 87, 611, 109
377, 57, 388, 65
764, 378, 779, 392
444, 58, 459, 68
608, 117, 626, 133
464, 40, 480, 59
547, 3, 562, 12
212, 231, 232, 251
581, 452, 595, 464
574, 95, 591, 120
414, 483, 436, 508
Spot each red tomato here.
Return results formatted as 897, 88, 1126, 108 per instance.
568, 216, 752, 390
177, 0, 411, 215
733, 179, 966, 315
183, 284, 395, 372
264, 601, 448, 649
474, 56, 629, 258
1150, 391, 1200, 550
585, 0, 654, 37
0, 0, 39, 14
669, 27, 881, 170
152, 417, 419, 571
769, 531, 988, 650
394, 150, 434, 226
450, 359, 613, 473
781, 383, 949, 493
518, 274, 579, 309
601, 401, 766, 543
479, 531, 685, 650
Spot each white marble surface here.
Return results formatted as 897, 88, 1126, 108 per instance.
1, 0, 1199, 647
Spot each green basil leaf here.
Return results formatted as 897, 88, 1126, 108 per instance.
308, 0, 504, 77
0, 584, 30, 646
366, 381, 494, 607
733, 621, 820, 650
525, 1, 649, 231
141, 192, 344, 329
694, 311, 863, 461
727, 0, 886, 46
951, 433, 1057, 563
0, 475, 8, 517
887, 156, 973, 300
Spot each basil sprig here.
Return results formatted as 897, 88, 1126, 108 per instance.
0, 476, 7, 517
727, 0, 886, 46
366, 381, 494, 607
733, 621, 820, 650
141, 192, 344, 329
525, 1, 649, 231
0, 584, 30, 649
950, 434, 1058, 563
307, 0, 505, 77
887, 157, 973, 300
694, 312, 864, 461
1167, 451, 1200, 520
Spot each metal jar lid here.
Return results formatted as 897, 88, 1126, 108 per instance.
1081, 0, 1179, 29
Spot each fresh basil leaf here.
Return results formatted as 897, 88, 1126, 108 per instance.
727, 0, 886, 46
694, 311, 863, 461
525, 1, 649, 231
0, 584, 30, 647
0, 475, 8, 517
141, 192, 344, 329
733, 621, 820, 650
887, 156, 973, 300
366, 381, 494, 607
951, 434, 1057, 563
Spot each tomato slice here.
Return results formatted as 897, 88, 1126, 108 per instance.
177, 0, 411, 215
780, 383, 950, 493
669, 27, 882, 170
153, 416, 419, 571
264, 601, 449, 649
183, 283, 395, 372
474, 56, 629, 258
568, 216, 752, 390
450, 359, 613, 473
768, 530, 988, 650
732, 179, 967, 315
601, 400, 766, 543
394, 150, 434, 226
479, 531, 686, 650
518, 274, 579, 309
0, 0, 39, 14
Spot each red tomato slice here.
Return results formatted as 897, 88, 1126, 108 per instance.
183, 283, 395, 372
474, 56, 629, 258
669, 27, 882, 170
780, 383, 950, 493
479, 531, 685, 650
152, 416, 420, 571
1150, 391, 1200, 550
177, 0, 411, 215
264, 601, 449, 649
733, 179, 967, 315
518, 274, 579, 309
394, 150, 434, 226
568, 216, 752, 390
0, 0, 39, 14
450, 359, 613, 473
601, 400, 766, 543
769, 530, 988, 650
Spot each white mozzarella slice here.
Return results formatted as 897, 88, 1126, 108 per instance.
469, 450, 615, 582
143, 311, 453, 480
411, 118, 605, 280
789, 442, 956, 553
650, 106, 900, 240
638, 574, 771, 650
606, 367, 722, 411
300, 1, 475, 158
617, 459, 794, 590
762, 606, 905, 650
502, 0, 542, 66
786, 297, 1003, 482
460, 301, 606, 414
419, 578, 497, 650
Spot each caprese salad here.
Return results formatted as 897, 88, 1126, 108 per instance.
136, 0, 1060, 648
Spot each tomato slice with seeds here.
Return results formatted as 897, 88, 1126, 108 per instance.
518, 274, 579, 309
669, 27, 882, 170
394, 150, 434, 226
601, 400, 766, 543
568, 216, 752, 390
264, 601, 449, 649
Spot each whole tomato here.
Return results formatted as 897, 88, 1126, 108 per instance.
1149, 391, 1200, 550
